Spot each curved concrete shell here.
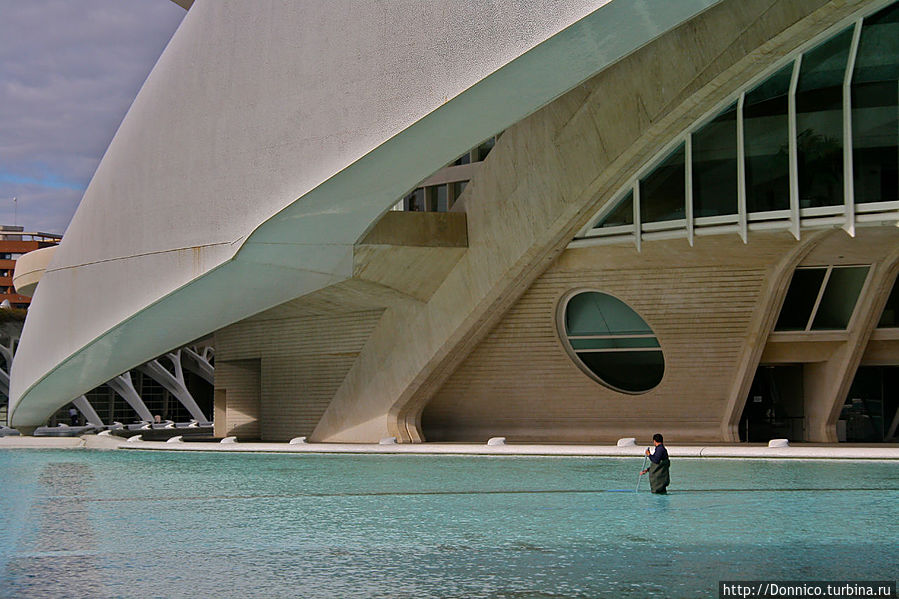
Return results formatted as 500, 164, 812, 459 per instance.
9, 1, 724, 428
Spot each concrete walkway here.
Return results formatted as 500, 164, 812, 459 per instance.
5, 434, 896, 459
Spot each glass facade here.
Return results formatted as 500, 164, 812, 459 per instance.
582, 1, 899, 242
775, 265, 869, 331
796, 28, 852, 208
745, 64, 792, 214
562, 291, 663, 393
692, 103, 738, 218
852, 3, 899, 205
596, 191, 633, 228
640, 144, 685, 223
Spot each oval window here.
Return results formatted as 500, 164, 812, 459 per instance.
561, 291, 664, 393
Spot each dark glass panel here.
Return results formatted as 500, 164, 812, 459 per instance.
744, 64, 792, 213
577, 351, 664, 393
775, 268, 827, 331
841, 366, 896, 442
692, 103, 738, 217
436, 184, 449, 212
640, 144, 685, 223
565, 292, 652, 336
596, 191, 633, 228
854, 3, 899, 84
404, 188, 425, 212
477, 137, 495, 161
811, 266, 870, 330
453, 180, 468, 200
877, 275, 899, 327
852, 82, 898, 204
796, 28, 853, 208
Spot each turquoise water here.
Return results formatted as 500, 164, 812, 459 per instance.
0, 450, 896, 598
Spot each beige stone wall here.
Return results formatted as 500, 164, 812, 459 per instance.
215, 308, 383, 441
423, 234, 801, 442
424, 228, 899, 443
214, 359, 261, 439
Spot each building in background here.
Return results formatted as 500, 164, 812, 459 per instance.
8, 0, 899, 445
0, 226, 60, 310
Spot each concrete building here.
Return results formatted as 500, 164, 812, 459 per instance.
8, 0, 899, 444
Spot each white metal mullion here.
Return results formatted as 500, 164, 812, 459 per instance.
807, 266, 833, 331
685, 135, 694, 246
633, 181, 642, 253
843, 20, 863, 237
737, 93, 748, 243
788, 56, 802, 240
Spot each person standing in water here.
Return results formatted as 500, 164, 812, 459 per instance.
640, 433, 670, 494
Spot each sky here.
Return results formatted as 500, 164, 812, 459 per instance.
0, 0, 186, 234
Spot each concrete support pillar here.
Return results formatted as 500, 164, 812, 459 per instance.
182, 346, 214, 385
72, 396, 103, 426
107, 372, 154, 422
140, 351, 210, 424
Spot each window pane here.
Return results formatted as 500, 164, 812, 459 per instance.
744, 64, 792, 213
564, 292, 664, 393
596, 191, 633, 228
640, 143, 685, 223
405, 188, 425, 211
565, 292, 652, 336
577, 351, 664, 393
852, 6, 899, 205
878, 275, 899, 327
477, 137, 495, 161
852, 82, 899, 203
775, 268, 827, 331
692, 103, 738, 217
796, 28, 853, 208
811, 266, 869, 330
854, 3, 899, 84
436, 184, 449, 212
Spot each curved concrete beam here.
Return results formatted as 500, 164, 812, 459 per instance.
12, 246, 56, 298
10, 0, 722, 427
72, 396, 103, 427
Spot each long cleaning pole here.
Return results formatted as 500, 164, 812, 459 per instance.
635, 451, 649, 492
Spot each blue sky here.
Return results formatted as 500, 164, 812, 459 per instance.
0, 0, 185, 234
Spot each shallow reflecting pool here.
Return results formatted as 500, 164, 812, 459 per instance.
1, 449, 896, 598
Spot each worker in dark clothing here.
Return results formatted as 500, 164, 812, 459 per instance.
640, 433, 670, 494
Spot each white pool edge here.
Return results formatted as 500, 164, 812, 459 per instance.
2, 435, 897, 459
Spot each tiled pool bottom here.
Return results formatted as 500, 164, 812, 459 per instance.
0, 451, 896, 599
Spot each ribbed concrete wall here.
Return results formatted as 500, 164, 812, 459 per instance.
423, 235, 799, 442
215, 309, 383, 440
215, 359, 260, 439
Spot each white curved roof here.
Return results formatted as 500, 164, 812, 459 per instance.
9, 0, 721, 426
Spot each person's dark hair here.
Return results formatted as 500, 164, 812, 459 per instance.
652, 433, 663, 443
